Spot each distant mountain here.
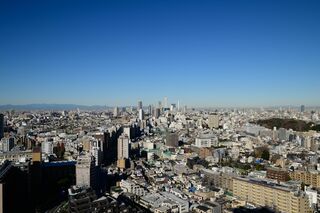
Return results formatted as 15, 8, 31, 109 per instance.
0, 104, 111, 111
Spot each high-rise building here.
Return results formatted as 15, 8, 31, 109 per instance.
208, 114, 219, 129
76, 154, 97, 188
113, 106, 119, 117
117, 134, 129, 160
166, 132, 179, 147
139, 109, 144, 121
154, 108, 161, 118
301, 105, 305, 113
0, 114, 4, 140
138, 100, 143, 110
148, 105, 152, 115
123, 126, 131, 140
164, 97, 168, 108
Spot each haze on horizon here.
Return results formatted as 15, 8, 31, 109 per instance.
0, 0, 319, 107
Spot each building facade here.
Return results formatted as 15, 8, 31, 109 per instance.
233, 177, 312, 213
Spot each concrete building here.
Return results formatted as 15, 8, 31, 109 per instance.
289, 170, 320, 188
166, 132, 179, 147
201, 169, 235, 192
76, 154, 97, 188
0, 137, 14, 152
68, 186, 112, 213
195, 133, 218, 148
208, 115, 219, 129
119, 179, 146, 196
138, 100, 143, 110
41, 141, 53, 155
154, 108, 161, 118
233, 177, 312, 213
117, 134, 129, 160
113, 106, 119, 117
140, 192, 189, 213
266, 167, 290, 182
194, 202, 222, 213
139, 109, 144, 121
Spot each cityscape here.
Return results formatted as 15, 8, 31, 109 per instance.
1, 1, 320, 213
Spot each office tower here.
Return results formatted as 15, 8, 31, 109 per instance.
208, 114, 219, 129
301, 105, 305, 113
177, 100, 180, 112
154, 108, 161, 118
113, 106, 119, 117
148, 105, 152, 115
139, 109, 144, 121
123, 126, 131, 140
183, 105, 187, 113
76, 154, 97, 188
91, 140, 102, 166
138, 100, 143, 110
164, 97, 168, 108
0, 114, 4, 140
158, 101, 162, 109
117, 134, 129, 160
165, 132, 179, 147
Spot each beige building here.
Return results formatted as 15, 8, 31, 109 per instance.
233, 177, 312, 213
202, 169, 234, 192
289, 170, 320, 188
118, 134, 129, 160
208, 115, 219, 129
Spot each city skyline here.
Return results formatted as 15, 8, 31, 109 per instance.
1, 0, 320, 107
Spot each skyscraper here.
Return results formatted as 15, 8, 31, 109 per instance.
117, 134, 129, 160
138, 100, 143, 110
148, 105, 152, 115
301, 105, 305, 113
76, 154, 97, 188
0, 114, 4, 140
113, 106, 119, 117
139, 109, 144, 121
154, 108, 161, 118
164, 97, 168, 108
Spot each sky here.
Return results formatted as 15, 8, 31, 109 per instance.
0, 0, 319, 107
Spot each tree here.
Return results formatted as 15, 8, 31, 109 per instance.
261, 149, 270, 161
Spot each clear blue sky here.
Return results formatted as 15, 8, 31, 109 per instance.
0, 0, 319, 107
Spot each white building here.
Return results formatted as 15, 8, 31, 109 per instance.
139, 109, 144, 121
140, 192, 189, 213
41, 141, 53, 155
119, 179, 146, 196
194, 133, 218, 148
